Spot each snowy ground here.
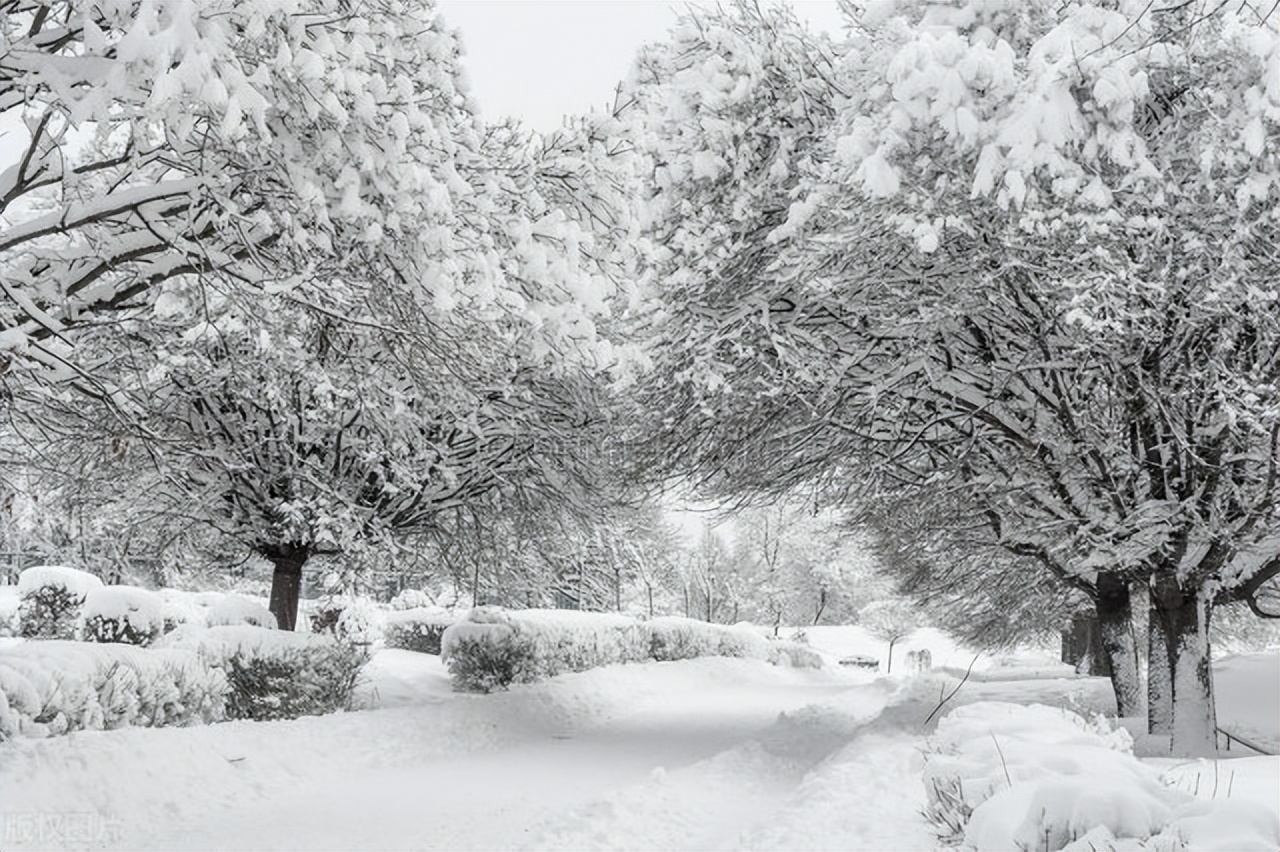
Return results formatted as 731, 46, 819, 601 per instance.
1, 630, 1275, 851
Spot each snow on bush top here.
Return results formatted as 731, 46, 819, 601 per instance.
385, 606, 455, 627
159, 624, 334, 656
207, 594, 276, 629
82, 586, 166, 630
17, 566, 103, 598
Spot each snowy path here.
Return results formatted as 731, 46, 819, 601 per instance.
1, 654, 937, 851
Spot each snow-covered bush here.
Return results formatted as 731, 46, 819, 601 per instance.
441, 609, 820, 692
0, 640, 227, 738
81, 585, 166, 646
384, 607, 455, 654
648, 617, 774, 662
0, 587, 20, 637
441, 620, 536, 692
160, 626, 369, 720
157, 588, 213, 633
442, 608, 650, 692
389, 588, 434, 611
16, 566, 103, 639
206, 594, 276, 629
768, 640, 824, 669
922, 702, 1280, 851
311, 595, 384, 646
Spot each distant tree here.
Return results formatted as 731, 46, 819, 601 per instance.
858, 599, 922, 674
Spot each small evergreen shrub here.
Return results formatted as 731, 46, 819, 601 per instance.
17, 566, 103, 640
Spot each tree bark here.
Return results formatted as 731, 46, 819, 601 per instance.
1149, 575, 1217, 757
886, 636, 897, 674
1096, 573, 1143, 718
264, 542, 311, 631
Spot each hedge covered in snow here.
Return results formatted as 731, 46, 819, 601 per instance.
441, 608, 823, 692
922, 701, 1280, 851
383, 606, 456, 655
159, 625, 370, 720
16, 566, 103, 639
0, 640, 227, 739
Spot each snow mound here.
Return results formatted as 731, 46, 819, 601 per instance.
17, 565, 102, 597
925, 701, 1280, 851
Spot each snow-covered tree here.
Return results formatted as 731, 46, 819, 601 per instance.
2, 0, 640, 629
858, 598, 921, 674
628, 1, 1277, 756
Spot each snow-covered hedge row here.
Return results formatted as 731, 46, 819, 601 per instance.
442, 609, 822, 692
0, 640, 227, 739
922, 702, 1279, 851
159, 626, 369, 720
383, 606, 456, 654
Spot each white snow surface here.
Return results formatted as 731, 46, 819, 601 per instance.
0, 630, 1274, 851
16, 566, 103, 598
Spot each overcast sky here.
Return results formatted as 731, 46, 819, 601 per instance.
436, 1, 846, 131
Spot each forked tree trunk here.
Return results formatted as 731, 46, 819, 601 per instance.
1096, 574, 1143, 718
264, 543, 311, 631
1148, 575, 1217, 757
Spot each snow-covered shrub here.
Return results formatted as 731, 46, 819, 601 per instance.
768, 640, 824, 669
0, 587, 20, 637
647, 616, 726, 661
161, 626, 369, 720
389, 588, 433, 611
81, 585, 166, 646
648, 617, 778, 662
16, 566, 103, 639
310, 595, 384, 646
0, 640, 227, 738
157, 588, 213, 633
206, 594, 276, 629
384, 606, 455, 654
441, 620, 535, 692
921, 702, 1279, 851
441, 608, 650, 692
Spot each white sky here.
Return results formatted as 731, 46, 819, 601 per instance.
436, 1, 846, 131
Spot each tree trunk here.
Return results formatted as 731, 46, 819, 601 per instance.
813, 588, 827, 625
1096, 574, 1143, 718
1063, 610, 1109, 676
1147, 600, 1172, 736
1149, 575, 1217, 757
264, 543, 311, 631
885, 636, 897, 674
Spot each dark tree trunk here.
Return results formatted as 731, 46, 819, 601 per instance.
813, 587, 827, 625
264, 542, 311, 631
1063, 610, 1110, 676
1096, 573, 1143, 717
1148, 574, 1217, 757
885, 636, 897, 674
